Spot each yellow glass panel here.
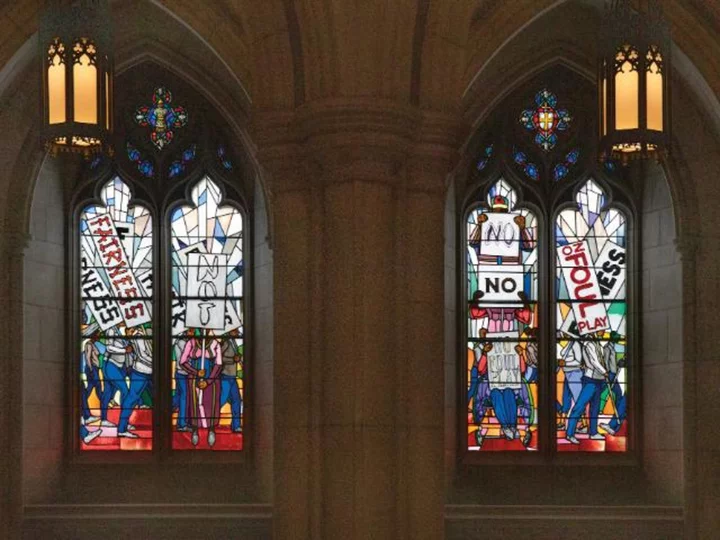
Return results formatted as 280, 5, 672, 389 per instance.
615, 60, 638, 130
74, 53, 97, 124
48, 53, 66, 125
647, 61, 663, 131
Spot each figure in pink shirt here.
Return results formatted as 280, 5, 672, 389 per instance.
180, 332, 223, 447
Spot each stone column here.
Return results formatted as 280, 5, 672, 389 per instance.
685, 234, 720, 540
398, 112, 464, 540
675, 234, 698, 539
255, 101, 464, 540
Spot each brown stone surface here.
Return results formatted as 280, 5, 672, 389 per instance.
1, 1, 720, 539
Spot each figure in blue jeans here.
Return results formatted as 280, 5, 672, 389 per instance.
81, 336, 103, 423
100, 330, 132, 430
566, 333, 609, 444
80, 420, 102, 445
219, 330, 243, 433
173, 336, 191, 432
467, 329, 493, 447
116, 327, 153, 439
557, 337, 583, 429
599, 333, 627, 435
489, 342, 527, 442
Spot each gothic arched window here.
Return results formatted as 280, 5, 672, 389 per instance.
74, 65, 249, 454
463, 67, 635, 455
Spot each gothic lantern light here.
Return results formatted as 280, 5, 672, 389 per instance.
598, 0, 671, 164
40, 0, 113, 157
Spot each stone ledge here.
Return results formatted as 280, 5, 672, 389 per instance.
24, 503, 273, 521
445, 504, 684, 521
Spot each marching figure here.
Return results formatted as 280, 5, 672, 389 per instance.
467, 328, 493, 448
81, 333, 103, 424
557, 329, 584, 430
219, 328, 243, 434
99, 327, 133, 429
116, 326, 153, 439
173, 335, 191, 432
566, 331, 609, 444
599, 331, 627, 436
180, 333, 223, 447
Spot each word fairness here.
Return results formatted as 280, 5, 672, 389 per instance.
86, 213, 151, 328
557, 240, 609, 336
80, 255, 124, 331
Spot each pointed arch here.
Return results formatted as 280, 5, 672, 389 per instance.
169, 175, 245, 450
554, 178, 629, 452
465, 177, 540, 451
77, 176, 154, 450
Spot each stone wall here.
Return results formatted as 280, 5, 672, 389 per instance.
22, 156, 65, 503
253, 172, 274, 502
641, 162, 684, 503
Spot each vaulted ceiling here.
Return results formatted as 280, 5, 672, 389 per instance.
2, 1, 720, 115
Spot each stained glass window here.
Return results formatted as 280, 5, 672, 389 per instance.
553, 149, 580, 182
79, 177, 154, 451
170, 177, 244, 450
126, 142, 154, 178
555, 180, 627, 452
466, 179, 539, 451
464, 73, 633, 457
519, 88, 572, 152
168, 144, 197, 178
217, 145, 233, 170
512, 147, 539, 181
134, 86, 188, 150
75, 67, 249, 456
476, 144, 494, 172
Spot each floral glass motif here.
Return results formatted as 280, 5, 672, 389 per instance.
519, 89, 572, 152
134, 87, 188, 151
168, 144, 197, 179
126, 142, 153, 178
553, 149, 581, 182
79, 177, 154, 451
513, 147, 539, 181
476, 144, 494, 172
466, 179, 539, 451
555, 179, 628, 452
217, 145, 233, 171
170, 177, 244, 451
604, 160, 619, 174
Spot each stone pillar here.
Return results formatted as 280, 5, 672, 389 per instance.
255, 102, 464, 540
684, 233, 720, 540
